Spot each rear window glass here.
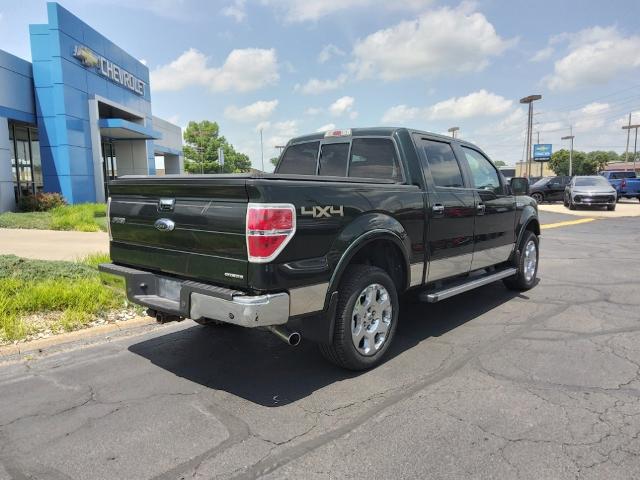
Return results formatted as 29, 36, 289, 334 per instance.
318, 143, 349, 176
348, 138, 402, 182
278, 142, 319, 175
609, 172, 636, 179
422, 140, 464, 188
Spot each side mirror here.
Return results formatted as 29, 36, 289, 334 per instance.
510, 177, 529, 196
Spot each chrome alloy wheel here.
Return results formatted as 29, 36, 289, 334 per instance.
523, 239, 538, 282
351, 283, 392, 356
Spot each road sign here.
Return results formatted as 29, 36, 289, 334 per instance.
533, 144, 552, 162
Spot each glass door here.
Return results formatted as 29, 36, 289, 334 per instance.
101, 140, 117, 199
9, 123, 41, 203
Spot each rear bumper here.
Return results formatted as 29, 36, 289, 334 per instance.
99, 263, 289, 327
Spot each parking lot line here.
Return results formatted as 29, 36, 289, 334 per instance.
541, 217, 596, 230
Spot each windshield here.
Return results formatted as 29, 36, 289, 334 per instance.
575, 177, 611, 187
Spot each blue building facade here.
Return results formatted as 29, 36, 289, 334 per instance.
0, 2, 183, 213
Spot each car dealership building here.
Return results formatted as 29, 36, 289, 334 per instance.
0, 2, 183, 213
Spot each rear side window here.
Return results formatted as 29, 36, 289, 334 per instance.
422, 140, 464, 188
278, 142, 319, 175
318, 143, 349, 176
348, 138, 402, 182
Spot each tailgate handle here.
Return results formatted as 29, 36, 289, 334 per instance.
158, 198, 175, 212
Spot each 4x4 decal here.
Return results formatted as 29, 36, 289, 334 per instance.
301, 205, 344, 218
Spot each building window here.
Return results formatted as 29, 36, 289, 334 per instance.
9, 122, 42, 203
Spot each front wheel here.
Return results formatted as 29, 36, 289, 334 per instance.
319, 265, 399, 370
503, 230, 539, 291
607, 204, 616, 211
531, 192, 544, 204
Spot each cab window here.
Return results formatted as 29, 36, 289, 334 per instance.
421, 139, 464, 188
348, 138, 402, 182
462, 147, 502, 194
318, 143, 349, 176
277, 142, 319, 175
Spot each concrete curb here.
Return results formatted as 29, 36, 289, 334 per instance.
0, 316, 157, 359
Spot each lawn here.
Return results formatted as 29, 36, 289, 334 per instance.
0, 254, 139, 344
0, 203, 108, 232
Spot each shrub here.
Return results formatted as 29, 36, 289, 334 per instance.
50, 203, 107, 232
19, 192, 66, 212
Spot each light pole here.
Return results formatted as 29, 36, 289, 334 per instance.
447, 127, 460, 138
561, 128, 575, 177
622, 124, 640, 174
520, 94, 542, 179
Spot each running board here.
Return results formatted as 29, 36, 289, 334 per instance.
419, 268, 517, 303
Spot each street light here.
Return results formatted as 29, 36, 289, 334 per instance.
520, 94, 542, 179
622, 124, 640, 173
447, 127, 460, 138
561, 130, 575, 177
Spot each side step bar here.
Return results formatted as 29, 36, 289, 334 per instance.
419, 267, 517, 303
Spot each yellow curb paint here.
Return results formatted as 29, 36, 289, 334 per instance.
541, 218, 596, 230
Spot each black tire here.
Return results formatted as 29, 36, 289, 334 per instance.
607, 205, 616, 211
503, 230, 539, 291
563, 196, 569, 208
319, 265, 399, 370
568, 198, 576, 210
531, 192, 544, 204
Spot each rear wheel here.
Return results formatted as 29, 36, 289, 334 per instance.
319, 265, 398, 370
503, 230, 539, 291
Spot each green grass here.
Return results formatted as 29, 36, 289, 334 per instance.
0, 254, 131, 343
0, 203, 107, 232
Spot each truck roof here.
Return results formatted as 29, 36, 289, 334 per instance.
287, 127, 475, 147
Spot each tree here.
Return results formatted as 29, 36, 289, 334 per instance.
493, 160, 506, 167
183, 120, 252, 174
549, 149, 596, 176
269, 157, 279, 167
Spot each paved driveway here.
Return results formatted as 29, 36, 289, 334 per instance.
0, 215, 639, 479
0, 228, 108, 261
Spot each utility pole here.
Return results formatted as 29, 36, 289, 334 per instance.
447, 126, 460, 138
520, 95, 542, 179
260, 128, 265, 172
622, 124, 640, 174
624, 113, 632, 166
561, 126, 575, 177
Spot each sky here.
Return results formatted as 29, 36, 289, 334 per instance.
2, 0, 640, 170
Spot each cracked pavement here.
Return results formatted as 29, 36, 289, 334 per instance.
1, 212, 639, 479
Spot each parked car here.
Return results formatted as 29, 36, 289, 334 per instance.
100, 127, 540, 370
529, 175, 572, 203
600, 171, 640, 201
564, 175, 617, 210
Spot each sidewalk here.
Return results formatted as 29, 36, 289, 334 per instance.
0, 228, 109, 261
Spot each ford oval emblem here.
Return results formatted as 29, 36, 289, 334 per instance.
154, 218, 175, 232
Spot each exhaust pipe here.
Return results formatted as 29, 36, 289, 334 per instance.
267, 325, 301, 346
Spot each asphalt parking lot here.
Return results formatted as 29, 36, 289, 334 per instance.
1, 211, 639, 480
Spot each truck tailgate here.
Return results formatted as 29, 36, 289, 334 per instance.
107, 176, 249, 288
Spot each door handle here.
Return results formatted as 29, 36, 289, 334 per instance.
477, 203, 486, 215
432, 204, 445, 215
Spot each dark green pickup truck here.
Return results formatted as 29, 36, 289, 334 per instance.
100, 127, 540, 370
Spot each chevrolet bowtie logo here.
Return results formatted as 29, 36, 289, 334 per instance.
72, 45, 99, 68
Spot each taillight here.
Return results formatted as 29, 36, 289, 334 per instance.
246, 203, 296, 263
621, 178, 627, 189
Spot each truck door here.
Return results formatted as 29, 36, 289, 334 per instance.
415, 137, 476, 282
456, 146, 516, 271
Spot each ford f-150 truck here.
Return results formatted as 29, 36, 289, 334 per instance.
600, 171, 640, 201
100, 128, 540, 370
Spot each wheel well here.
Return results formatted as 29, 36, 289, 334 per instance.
347, 239, 407, 292
525, 218, 540, 236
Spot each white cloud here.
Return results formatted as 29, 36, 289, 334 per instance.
530, 46, 554, 62
262, 0, 434, 23
382, 90, 511, 124
349, 3, 514, 81
151, 48, 279, 92
295, 74, 347, 95
317, 123, 336, 132
261, 120, 299, 150
318, 44, 345, 64
544, 26, 640, 91
381, 105, 421, 124
222, 0, 246, 22
224, 100, 279, 122
329, 96, 356, 117
305, 107, 322, 115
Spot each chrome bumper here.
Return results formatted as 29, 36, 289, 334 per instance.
98, 263, 289, 327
